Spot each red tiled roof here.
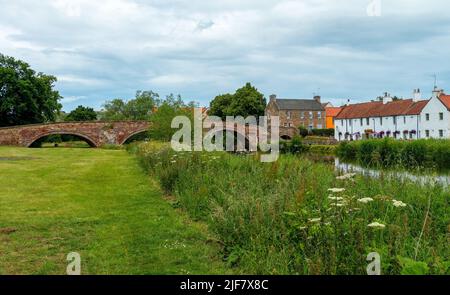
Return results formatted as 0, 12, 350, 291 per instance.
325, 107, 343, 117
335, 99, 429, 119
439, 94, 450, 110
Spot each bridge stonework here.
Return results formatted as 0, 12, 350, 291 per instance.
0, 121, 151, 147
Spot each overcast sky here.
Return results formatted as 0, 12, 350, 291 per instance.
1, 0, 449, 111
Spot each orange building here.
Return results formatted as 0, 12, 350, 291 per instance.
325, 107, 343, 129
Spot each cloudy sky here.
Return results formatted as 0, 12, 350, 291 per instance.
1, 0, 449, 111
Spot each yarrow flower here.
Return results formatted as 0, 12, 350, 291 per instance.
308, 218, 321, 223
368, 222, 386, 229
328, 196, 344, 201
357, 197, 374, 204
392, 200, 407, 208
336, 173, 357, 180
328, 188, 345, 193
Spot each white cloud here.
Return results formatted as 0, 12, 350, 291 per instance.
0, 0, 449, 111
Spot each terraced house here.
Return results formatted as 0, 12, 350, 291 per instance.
266, 94, 326, 139
334, 87, 450, 141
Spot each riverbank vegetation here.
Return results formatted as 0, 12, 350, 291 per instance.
336, 138, 450, 170
131, 142, 449, 275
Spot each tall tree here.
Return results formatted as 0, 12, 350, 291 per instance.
208, 83, 266, 119
0, 54, 62, 127
65, 105, 97, 121
101, 90, 158, 121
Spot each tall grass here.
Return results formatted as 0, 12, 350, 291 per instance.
336, 138, 450, 170
132, 142, 449, 275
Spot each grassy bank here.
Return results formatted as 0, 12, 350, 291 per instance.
336, 138, 450, 170
131, 142, 449, 275
0, 147, 226, 274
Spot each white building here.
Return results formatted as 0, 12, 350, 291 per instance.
334, 88, 450, 141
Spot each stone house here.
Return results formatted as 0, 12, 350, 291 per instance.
265, 94, 326, 133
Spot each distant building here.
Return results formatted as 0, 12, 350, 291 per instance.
334, 88, 450, 141
265, 94, 326, 132
325, 107, 343, 129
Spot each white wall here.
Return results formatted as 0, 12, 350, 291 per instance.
420, 96, 450, 139
335, 114, 421, 141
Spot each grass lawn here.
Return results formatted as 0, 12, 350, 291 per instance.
0, 147, 227, 274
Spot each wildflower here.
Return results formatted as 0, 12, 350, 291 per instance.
328, 196, 344, 201
330, 203, 346, 207
336, 173, 356, 180
328, 188, 345, 193
357, 197, 374, 204
171, 160, 177, 163
367, 222, 386, 229
392, 200, 407, 208
308, 218, 321, 223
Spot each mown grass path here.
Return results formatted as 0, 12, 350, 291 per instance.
0, 147, 226, 274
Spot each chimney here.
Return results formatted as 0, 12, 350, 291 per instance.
313, 95, 321, 103
269, 94, 277, 103
432, 86, 444, 99
413, 88, 421, 102
382, 92, 392, 104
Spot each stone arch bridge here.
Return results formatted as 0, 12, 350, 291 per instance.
0, 121, 151, 147
0, 120, 298, 148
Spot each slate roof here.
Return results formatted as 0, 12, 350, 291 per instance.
275, 99, 325, 111
335, 99, 429, 119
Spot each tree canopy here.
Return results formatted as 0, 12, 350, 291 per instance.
101, 91, 159, 121
148, 94, 193, 141
208, 83, 266, 119
0, 53, 62, 127
65, 105, 97, 122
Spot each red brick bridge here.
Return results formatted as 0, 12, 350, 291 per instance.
0, 121, 151, 147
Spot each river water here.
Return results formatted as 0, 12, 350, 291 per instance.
334, 158, 450, 187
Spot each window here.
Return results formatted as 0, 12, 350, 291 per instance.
403, 116, 406, 124
360, 118, 363, 126
309, 112, 313, 120
425, 130, 430, 138
393, 116, 397, 125
341, 120, 344, 126
286, 111, 291, 119
439, 130, 444, 138
366, 118, 370, 125
439, 113, 444, 120
301, 112, 305, 119
426, 113, 430, 121
349, 120, 352, 127
318, 112, 322, 119
380, 117, 383, 126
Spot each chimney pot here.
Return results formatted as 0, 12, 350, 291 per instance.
313, 95, 321, 103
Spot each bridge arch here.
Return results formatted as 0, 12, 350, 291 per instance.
120, 128, 150, 145
26, 131, 98, 148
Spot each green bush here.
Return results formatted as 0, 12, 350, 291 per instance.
311, 128, 335, 137
337, 138, 450, 170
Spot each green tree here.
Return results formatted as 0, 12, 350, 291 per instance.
0, 53, 62, 127
65, 105, 97, 121
209, 94, 232, 119
101, 98, 127, 121
208, 83, 266, 119
124, 90, 159, 120
148, 96, 190, 142
101, 90, 158, 121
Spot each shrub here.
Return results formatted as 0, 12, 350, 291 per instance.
337, 138, 450, 170
311, 128, 335, 137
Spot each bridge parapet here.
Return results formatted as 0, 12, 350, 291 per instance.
0, 121, 151, 147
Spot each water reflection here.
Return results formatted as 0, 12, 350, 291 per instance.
334, 158, 450, 187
